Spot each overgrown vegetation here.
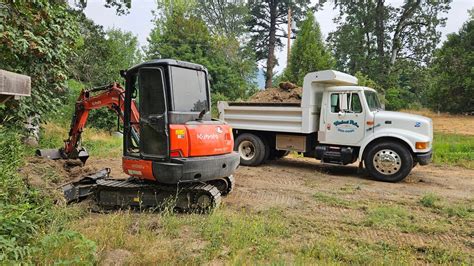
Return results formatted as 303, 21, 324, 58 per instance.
0, 127, 95, 263
433, 133, 474, 169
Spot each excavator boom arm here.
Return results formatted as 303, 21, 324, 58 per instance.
36, 83, 139, 163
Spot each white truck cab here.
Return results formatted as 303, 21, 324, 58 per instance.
218, 70, 433, 182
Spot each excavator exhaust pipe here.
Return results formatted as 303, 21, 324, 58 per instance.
35, 147, 90, 164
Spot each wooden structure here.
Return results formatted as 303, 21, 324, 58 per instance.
0, 69, 31, 103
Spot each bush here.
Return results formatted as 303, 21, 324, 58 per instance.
0, 126, 95, 263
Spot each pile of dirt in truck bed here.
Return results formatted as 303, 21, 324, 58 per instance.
20, 157, 99, 201
248, 82, 302, 103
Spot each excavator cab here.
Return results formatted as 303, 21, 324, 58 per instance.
121, 59, 239, 185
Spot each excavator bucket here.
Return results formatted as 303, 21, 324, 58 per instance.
35, 147, 90, 164
35, 149, 63, 160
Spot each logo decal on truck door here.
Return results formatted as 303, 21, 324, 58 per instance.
333, 120, 360, 133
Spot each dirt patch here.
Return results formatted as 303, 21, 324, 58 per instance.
21, 157, 99, 194
248, 82, 302, 103
101, 249, 132, 266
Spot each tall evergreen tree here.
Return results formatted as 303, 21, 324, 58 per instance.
247, 0, 314, 88
283, 12, 334, 86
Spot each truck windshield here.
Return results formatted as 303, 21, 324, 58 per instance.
170, 66, 209, 112
364, 90, 382, 111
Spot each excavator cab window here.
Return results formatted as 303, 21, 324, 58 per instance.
137, 67, 169, 159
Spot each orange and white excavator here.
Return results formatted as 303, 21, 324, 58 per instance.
37, 59, 239, 212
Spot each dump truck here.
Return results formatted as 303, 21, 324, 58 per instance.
218, 70, 433, 182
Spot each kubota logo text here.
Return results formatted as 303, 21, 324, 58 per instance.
197, 134, 219, 140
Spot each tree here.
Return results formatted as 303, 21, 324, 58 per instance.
73, 0, 132, 15
195, 0, 249, 38
428, 15, 473, 114
328, 1, 451, 87
0, 0, 80, 125
70, 15, 141, 131
146, 2, 256, 101
247, 0, 314, 88
283, 11, 334, 86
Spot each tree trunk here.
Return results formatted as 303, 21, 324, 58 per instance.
375, 0, 385, 69
388, 0, 420, 73
265, 0, 277, 89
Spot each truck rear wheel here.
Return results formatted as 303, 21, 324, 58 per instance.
235, 133, 266, 166
364, 141, 413, 182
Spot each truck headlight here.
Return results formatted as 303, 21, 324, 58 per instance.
415, 142, 430, 149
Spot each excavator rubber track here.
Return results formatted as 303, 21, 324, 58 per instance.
95, 179, 222, 213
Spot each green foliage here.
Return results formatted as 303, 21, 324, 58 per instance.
195, 0, 249, 37
385, 87, 415, 110
420, 193, 442, 208
146, 3, 256, 101
312, 192, 350, 208
327, 1, 451, 110
33, 230, 96, 265
364, 206, 411, 228
282, 12, 334, 86
198, 209, 289, 260
70, 18, 142, 130
0, 1, 80, 124
433, 133, 474, 169
329, 1, 451, 85
428, 18, 474, 114
0, 126, 95, 263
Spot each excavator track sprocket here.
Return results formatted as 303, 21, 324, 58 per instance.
207, 175, 235, 196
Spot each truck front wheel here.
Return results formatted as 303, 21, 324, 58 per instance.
364, 141, 413, 182
235, 133, 266, 166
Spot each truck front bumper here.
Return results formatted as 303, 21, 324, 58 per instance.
152, 152, 240, 184
415, 150, 432, 165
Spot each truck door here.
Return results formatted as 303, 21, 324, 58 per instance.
138, 67, 169, 160
323, 92, 365, 145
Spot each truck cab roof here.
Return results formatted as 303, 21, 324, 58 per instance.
326, 86, 377, 93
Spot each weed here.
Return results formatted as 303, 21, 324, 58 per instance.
199, 209, 289, 261
296, 237, 413, 264
363, 205, 423, 233
420, 193, 441, 208
313, 192, 351, 208
0, 126, 93, 263
32, 230, 97, 265
443, 203, 473, 219
416, 246, 472, 264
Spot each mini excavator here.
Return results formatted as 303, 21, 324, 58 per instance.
37, 59, 240, 212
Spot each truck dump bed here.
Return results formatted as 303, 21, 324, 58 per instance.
218, 70, 359, 135
218, 101, 307, 133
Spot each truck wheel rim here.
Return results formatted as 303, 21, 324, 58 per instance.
373, 149, 401, 175
238, 140, 256, 160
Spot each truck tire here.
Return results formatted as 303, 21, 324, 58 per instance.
235, 133, 266, 166
364, 141, 413, 182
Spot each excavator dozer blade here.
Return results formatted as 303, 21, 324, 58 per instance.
35, 149, 64, 160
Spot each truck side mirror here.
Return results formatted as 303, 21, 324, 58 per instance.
339, 93, 348, 112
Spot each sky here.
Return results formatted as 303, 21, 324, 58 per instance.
82, 0, 473, 78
